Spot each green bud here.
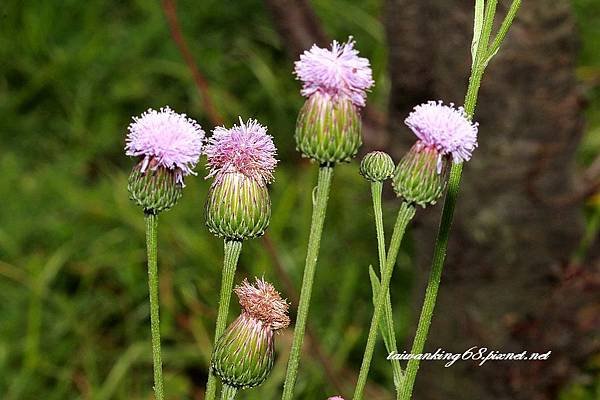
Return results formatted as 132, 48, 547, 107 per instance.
211, 313, 274, 389
360, 151, 395, 182
128, 160, 182, 214
392, 143, 448, 207
205, 172, 271, 240
295, 92, 362, 164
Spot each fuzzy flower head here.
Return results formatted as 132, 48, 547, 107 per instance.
294, 37, 374, 107
205, 118, 277, 185
328, 397, 345, 400
125, 107, 204, 180
234, 277, 290, 331
405, 101, 478, 164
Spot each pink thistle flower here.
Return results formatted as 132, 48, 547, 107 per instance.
125, 106, 204, 183
234, 277, 290, 331
405, 101, 478, 165
327, 397, 345, 400
205, 117, 277, 185
294, 37, 374, 107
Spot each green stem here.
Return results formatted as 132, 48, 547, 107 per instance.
371, 182, 403, 390
220, 384, 238, 400
205, 239, 243, 400
399, 70, 479, 400
282, 165, 334, 400
372, 182, 386, 273
477, 0, 498, 61
353, 202, 416, 400
399, 2, 521, 398
398, 165, 462, 400
145, 212, 164, 400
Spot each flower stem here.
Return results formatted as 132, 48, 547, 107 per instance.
399, 2, 521, 398
282, 165, 334, 400
398, 164, 463, 400
371, 182, 403, 391
220, 384, 238, 400
353, 202, 416, 400
205, 239, 243, 400
145, 212, 164, 400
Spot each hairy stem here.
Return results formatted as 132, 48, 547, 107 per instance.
220, 384, 238, 400
399, 2, 521, 398
205, 239, 243, 400
353, 202, 416, 400
282, 165, 334, 400
145, 212, 164, 400
371, 182, 403, 390
399, 63, 481, 400
398, 164, 463, 400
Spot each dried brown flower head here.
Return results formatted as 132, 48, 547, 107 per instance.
234, 277, 290, 331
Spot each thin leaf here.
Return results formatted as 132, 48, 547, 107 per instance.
368, 265, 404, 390
369, 265, 381, 308
471, 0, 485, 68
473, 0, 498, 70
483, 0, 522, 67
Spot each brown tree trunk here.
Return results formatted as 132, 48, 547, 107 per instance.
385, 1, 591, 399
263, 0, 329, 58
263, 0, 390, 149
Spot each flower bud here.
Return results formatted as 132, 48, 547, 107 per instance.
211, 278, 290, 390
205, 172, 270, 240
360, 151, 395, 182
295, 92, 362, 164
212, 313, 274, 389
392, 142, 448, 207
128, 158, 182, 214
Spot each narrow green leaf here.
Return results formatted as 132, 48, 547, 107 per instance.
473, 0, 498, 71
483, 0, 522, 67
471, 0, 485, 68
368, 266, 393, 351
368, 265, 381, 309
368, 265, 404, 390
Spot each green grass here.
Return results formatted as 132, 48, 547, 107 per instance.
0, 2, 394, 397
0, 0, 597, 399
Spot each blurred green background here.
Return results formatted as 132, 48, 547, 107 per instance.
0, 1, 598, 399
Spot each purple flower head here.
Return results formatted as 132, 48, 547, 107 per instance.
327, 397, 345, 400
294, 37, 374, 107
405, 101, 478, 165
205, 117, 278, 185
125, 106, 204, 183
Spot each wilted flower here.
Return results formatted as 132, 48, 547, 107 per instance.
294, 38, 374, 164
205, 118, 276, 240
212, 278, 290, 389
126, 106, 204, 213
